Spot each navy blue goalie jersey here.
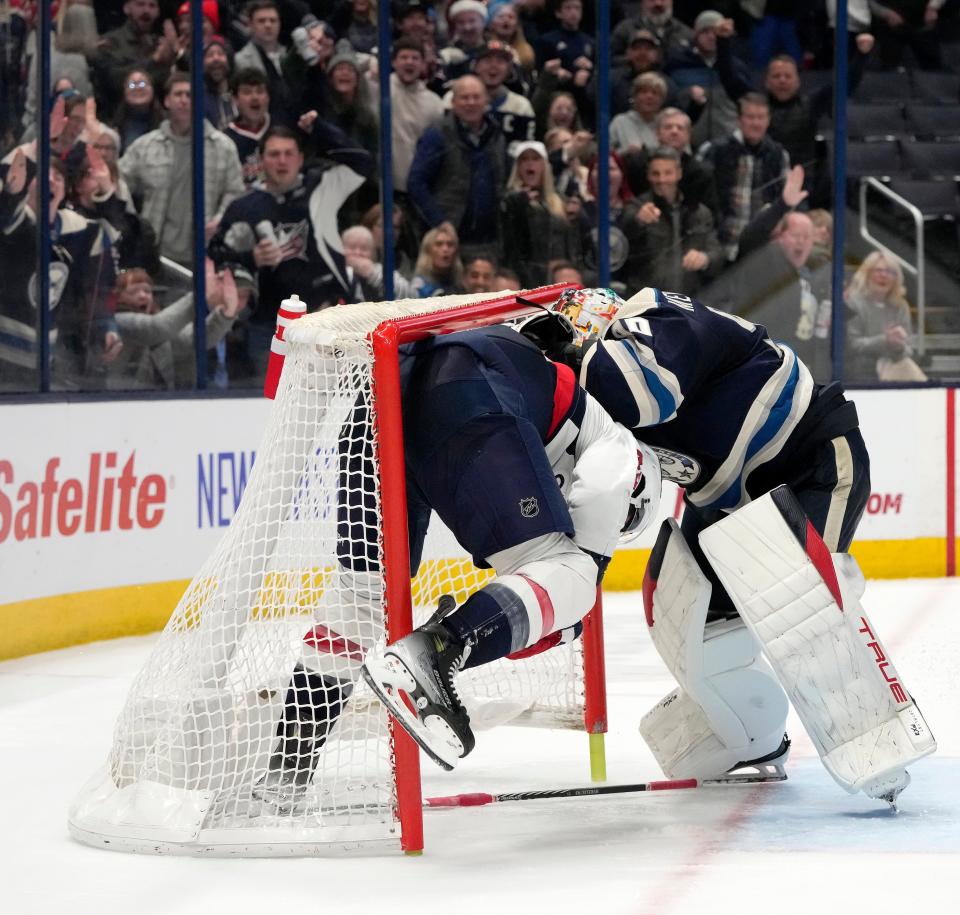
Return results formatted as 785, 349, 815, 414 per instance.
579, 287, 816, 512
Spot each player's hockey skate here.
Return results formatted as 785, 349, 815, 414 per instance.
726, 734, 791, 782
252, 664, 353, 813
361, 622, 475, 771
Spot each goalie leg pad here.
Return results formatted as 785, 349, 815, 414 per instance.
640, 520, 789, 779
698, 486, 937, 797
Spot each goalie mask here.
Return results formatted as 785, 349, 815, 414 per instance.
554, 288, 624, 345
621, 442, 661, 543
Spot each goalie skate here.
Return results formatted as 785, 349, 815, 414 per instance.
362, 624, 475, 771
727, 735, 791, 781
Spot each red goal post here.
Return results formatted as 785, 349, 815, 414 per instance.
369, 285, 608, 852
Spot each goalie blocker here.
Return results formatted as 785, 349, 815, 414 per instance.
642, 487, 936, 809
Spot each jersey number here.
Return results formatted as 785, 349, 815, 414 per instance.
621, 316, 653, 339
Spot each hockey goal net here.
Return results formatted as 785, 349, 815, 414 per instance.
69, 286, 606, 856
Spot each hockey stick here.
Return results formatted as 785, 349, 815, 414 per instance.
424, 772, 786, 808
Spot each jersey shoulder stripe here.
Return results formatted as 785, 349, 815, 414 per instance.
547, 361, 577, 440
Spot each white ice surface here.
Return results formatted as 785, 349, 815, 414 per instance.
1, 579, 957, 915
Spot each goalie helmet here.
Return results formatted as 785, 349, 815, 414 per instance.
621, 442, 661, 543
554, 288, 624, 345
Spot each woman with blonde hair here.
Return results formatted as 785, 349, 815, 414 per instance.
499, 140, 579, 286
846, 250, 927, 382
412, 223, 465, 297
488, 2, 536, 74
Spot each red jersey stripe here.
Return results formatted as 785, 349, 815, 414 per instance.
547, 362, 577, 439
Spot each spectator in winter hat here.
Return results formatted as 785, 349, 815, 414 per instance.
324, 40, 379, 152
693, 10, 724, 38
202, 36, 237, 131
172, 0, 221, 67
176, 1, 221, 38
448, 0, 488, 44
487, 1, 536, 72
441, 0, 489, 81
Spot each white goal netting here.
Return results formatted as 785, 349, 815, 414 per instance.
69, 292, 594, 856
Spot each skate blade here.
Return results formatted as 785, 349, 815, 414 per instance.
361, 658, 460, 771
862, 767, 911, 812
724, 760, 789, 781
726, 737, 791, 781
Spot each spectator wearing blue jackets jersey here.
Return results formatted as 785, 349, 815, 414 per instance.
0, 151, 119, 391
536, 0, 595, 76
208, 121, 373, 383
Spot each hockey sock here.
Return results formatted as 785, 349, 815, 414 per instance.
442, 590, 517, 669
272, 663, 354, 772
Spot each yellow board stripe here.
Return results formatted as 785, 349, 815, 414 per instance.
0, 580, 191, 662
0, 538, 948, 662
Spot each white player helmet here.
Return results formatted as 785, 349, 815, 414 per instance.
554, 288, 624, 345
620, 442, 662, 543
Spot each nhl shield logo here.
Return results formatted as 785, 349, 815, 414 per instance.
519, 497, 540, 518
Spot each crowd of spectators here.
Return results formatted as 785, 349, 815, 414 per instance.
1, 0, 958, 392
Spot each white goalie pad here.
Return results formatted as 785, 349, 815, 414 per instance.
699, 486, 937, 797
639, 520, 788, 779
